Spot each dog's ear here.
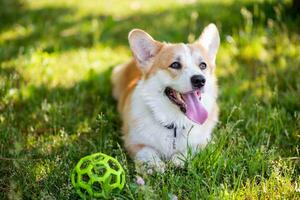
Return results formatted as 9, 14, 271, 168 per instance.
197, 23, 220, 66
128, 29, 162, 72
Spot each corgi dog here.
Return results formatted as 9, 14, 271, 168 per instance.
112, 24, 220, 172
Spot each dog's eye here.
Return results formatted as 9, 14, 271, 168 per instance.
169, 62, 182, 69
199, 62, 207, 70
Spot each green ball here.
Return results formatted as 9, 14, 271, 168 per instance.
71, 153, 125, 199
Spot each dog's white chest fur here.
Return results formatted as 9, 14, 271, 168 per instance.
128, 84, 215, 161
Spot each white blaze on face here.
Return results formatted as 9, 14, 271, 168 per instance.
175, 45, 198, 92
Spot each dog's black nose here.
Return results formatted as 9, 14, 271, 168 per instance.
191, 75, 206, 89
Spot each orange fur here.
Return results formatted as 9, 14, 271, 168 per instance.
112, 59, 141, 113
127, 144, 145, 156
112, 59, 142, 149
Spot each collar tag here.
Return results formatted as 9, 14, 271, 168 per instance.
172, 127, 177, 149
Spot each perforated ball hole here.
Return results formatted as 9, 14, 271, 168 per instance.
79, 187, 89, 197
81, 173, 90, 183
92, 164, 106, 177
109, 173, 117, 185
119, 172, 124, 185
108, 159, 119, 171
80, 160, 91, 170
92, 181, 103, 193
94, 155, 105, 161
73, 171, 78, 183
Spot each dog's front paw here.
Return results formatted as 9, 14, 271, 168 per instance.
171, 153, 186, 168
149, 159, 166, 173
136, 159, 166, 174
135, 147, 166, 174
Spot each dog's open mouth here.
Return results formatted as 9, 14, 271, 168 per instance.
164, 87, 208, 124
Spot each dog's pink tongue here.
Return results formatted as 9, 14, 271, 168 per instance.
182, 91, 208, 124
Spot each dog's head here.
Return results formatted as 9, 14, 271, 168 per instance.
129, 24, 220, 127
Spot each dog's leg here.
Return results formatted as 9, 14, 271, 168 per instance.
135, 146, 165, 173
171, 152, 186, 168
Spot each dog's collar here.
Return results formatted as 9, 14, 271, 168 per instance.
164, 123, 185, 137
164, 123, 185, 150
164, 123, 193, 150
164, 124, 178, 149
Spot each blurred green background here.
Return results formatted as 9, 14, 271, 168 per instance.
0, 0, 299, 199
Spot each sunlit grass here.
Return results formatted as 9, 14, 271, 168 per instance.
6, 45, 129, 87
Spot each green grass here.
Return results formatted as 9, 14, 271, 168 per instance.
0, 0, 299, 199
